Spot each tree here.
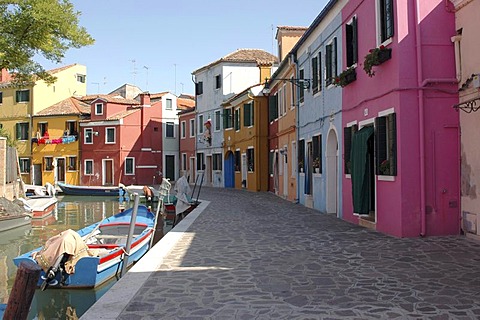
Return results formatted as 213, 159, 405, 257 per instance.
0, 0, 94, 84
0, 126, 16, 147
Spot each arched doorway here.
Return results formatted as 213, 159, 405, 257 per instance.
326, 128, 339, 215
224, 151, 235, 188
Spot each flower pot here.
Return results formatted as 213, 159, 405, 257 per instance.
315, 168, 320, 173
374, 48, 392, 66
343, 70, 356, 86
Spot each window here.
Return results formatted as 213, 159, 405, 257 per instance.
379, 0, 394, 43
213, 153, 222, 170
95, 103, 103, 115
235, 150, 241, 171
247, 148, 255, 172
298, 139, 305, 172
190, 119, 195, 137
312, 56, 319, 93
198, 115, 204, 134
84, 128, 93, 144
38, 122, 48, 137
16, 122, 29, 140
224, 108, 233, 129
16, 90, 30, 103
19, 158, 30, 173
299, 69, 305, 103
375, 113, 397, 176
346, 17, 358, 67
166, 122, 174, 138
0, 92, 3, 104
181, 121, 186, 138
278, 86, 284, 117
125, 157, 135, 175
343, 124, 358, 174
290, 79, 296, 109
65, 121, 77, 137
234, 108, 240, 131
106, 127, 115, 143
269, 95, 278, 122
312, 135, 322, 173
182, 153, 187, 171
166, 98, 172, 110
195, 81, 203, 95
215, 110, 221, 131
84, 159, 94, 175
68, 156, 77, 171
196, 153, 205, 170
44, 157, 54, 171
77, 74, 86, 83
326, 38, 338, 86
243, 102, 254, 127
215, 75, 222, 89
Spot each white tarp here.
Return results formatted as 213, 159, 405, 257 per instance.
174, 175, 191, 215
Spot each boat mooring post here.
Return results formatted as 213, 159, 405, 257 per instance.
120, 193, 140, 278
4, 260, 41, 320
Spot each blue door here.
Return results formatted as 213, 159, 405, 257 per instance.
224, 152, 235, 188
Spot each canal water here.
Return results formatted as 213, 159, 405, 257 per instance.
0, 195, 162, 319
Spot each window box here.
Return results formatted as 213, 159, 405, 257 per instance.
363, 46, 392, 77
334, 67, 357, 87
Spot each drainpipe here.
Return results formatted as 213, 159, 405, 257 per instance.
414, 0, 427, 237
290, 52, 300, 204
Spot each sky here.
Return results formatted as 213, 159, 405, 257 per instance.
38, 0, 329, 96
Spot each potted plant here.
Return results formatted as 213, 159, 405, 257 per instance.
334, 66, 357, 87
298, 160, 304, 173
313, 157, 320, 173
363, 45, 392, 77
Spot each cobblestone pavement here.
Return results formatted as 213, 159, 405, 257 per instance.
83, 187, 480, 320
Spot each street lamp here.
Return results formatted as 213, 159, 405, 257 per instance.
262, 77, 311, 95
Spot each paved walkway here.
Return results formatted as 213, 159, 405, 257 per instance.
82, 187, 480, 320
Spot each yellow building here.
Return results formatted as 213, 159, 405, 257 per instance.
31, 97, 90, 186
0, 64, 87, 183
222, 85, 269, 192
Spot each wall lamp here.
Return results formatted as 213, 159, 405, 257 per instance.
262, 77, 311, 95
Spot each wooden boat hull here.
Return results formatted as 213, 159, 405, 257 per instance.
25, 197, 58, 219
57, 182, 120, 196
13, 206, 154, 288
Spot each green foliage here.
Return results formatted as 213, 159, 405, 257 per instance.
0, 126, 16, 147
0, 0, 94, 84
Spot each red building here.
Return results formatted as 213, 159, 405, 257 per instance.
79, 93, 164, 186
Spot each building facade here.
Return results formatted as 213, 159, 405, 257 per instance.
192, 49, 278, 188
31, 97, 90, 186
0, 64, 87, 183
341, 0, 459, 237
450, 0, 480, 239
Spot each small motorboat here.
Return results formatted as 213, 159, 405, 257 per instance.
13, 205, 155, 289
21, 196, 58, 219
57, 182, 120, 196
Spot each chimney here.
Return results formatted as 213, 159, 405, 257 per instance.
0, 69, 11, 83
139, 92, 151, 106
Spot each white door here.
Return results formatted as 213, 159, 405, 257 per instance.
241, 153, 247, 188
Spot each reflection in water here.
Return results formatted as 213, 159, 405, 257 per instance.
0, 195, 145, 319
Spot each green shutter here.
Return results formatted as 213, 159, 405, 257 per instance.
351, 126, 374, 214
269, 95, 277, 122
333, 37, 337, 77
352, 17, 358, 64
375, 116, 387, 175
251, 102, 254, 126
389, 113, 397, 176
244, 103, 250, 127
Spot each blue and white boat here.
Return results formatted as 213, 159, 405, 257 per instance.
13, 205, 155, 289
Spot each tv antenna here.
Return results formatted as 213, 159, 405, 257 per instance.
130, 59, 137, 85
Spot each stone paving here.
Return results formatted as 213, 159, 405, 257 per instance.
82, 187, 480, 319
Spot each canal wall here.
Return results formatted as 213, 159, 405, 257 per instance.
0, 137, 22, 200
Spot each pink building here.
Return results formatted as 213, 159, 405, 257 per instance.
79, 93, 164, 186
341, 0, 459, 237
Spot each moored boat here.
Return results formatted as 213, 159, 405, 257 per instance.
13, 205, 155, 289
57, 182, 120, 196
22, 196, 58, 219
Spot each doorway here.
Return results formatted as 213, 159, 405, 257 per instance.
56, 158, 66, 183
102, 159, 114, 185
165, 155, 175, 181
326, 129, 339, 215
224, 151, 235, 188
